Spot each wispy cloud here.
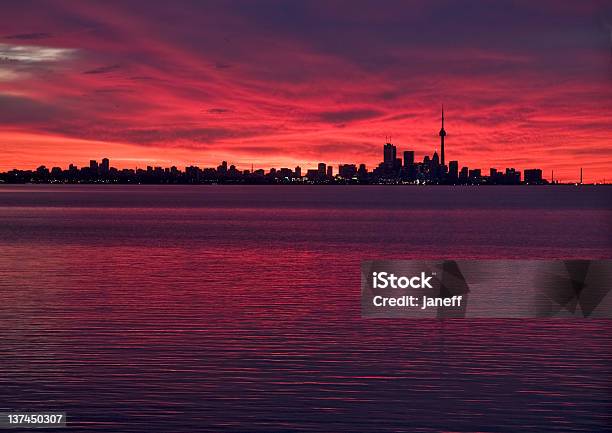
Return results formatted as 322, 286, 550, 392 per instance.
4, 32, 53, 40
83, 64, 121, 74
0, 43, 75, 63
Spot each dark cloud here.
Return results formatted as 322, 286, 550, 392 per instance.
92, 87, 135, 94
385, 112, 419, 122
569, 146, 612, 156
81, 126, 277, 146
0, 94, 68, 124
314, 109, 383, 124
83, 64, 121, 74
231, 145, 284, 154
4, 32, 52, 40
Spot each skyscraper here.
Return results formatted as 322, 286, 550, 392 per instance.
218, 161, 228, 174
317, 162, 326, 177
403, 150, 414, 167
439, 105, 446, 167
449, 160, 458, 179
524, 169, 543, 184
339, 164, 357, 179
384, 143, 396, 169
357, 164, 368, 180
100, 158, 110, 175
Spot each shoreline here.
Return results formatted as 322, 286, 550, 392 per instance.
0, 182, 605, 187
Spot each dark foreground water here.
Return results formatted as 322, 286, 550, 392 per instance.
0, 185, 611, 432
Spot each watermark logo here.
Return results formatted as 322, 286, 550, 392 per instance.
372, 271, 434, 289
361, 260, 612, 318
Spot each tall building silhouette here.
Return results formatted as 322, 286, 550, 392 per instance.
403, 150, 414, 167
100, 158, 110, 175
317, 162, 326, 178
439, 105, 446, 167
432, 151, 440, 166
449, 160, 458, 179
384, 143, 396, 169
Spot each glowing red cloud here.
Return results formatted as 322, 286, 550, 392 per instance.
0, 1, 611, 183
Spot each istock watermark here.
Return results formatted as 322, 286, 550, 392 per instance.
370, 271, 463, 309
372, 271, 434, 289
361, 260, 612, 318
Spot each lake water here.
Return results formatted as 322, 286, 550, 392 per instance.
0, 185, 611, 432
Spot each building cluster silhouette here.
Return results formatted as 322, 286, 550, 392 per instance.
1, 108, 553, 185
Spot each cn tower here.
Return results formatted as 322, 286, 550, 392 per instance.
439, 105, 446, 167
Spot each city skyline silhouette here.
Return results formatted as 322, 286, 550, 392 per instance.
1, 107, 600, 185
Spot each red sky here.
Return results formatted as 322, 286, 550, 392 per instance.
1, 0, 611, 182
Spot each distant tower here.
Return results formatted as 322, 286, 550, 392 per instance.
403, 150, 414, 167
439, 105, 446, 167
317, 162, 326, 177
384, 142, 396, 169
100, 158, 110, 175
